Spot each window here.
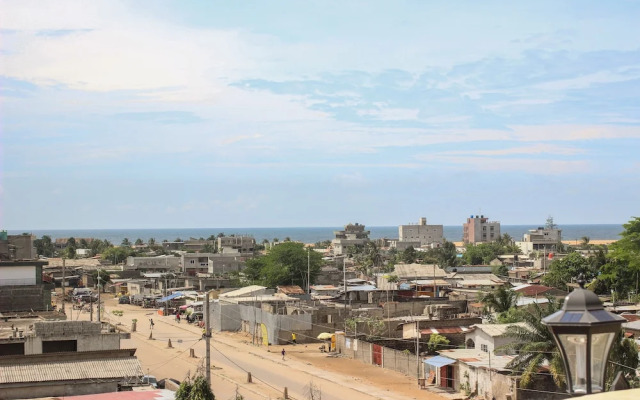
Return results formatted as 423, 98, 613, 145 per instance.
481, 344, 488, 353
190, 260, 195, 264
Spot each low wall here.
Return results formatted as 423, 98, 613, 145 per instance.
336, 335, 421, 380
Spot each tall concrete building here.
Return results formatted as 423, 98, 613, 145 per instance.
398, 217, 444, 249
331, 223, 371, 256
463, 215, 501, 244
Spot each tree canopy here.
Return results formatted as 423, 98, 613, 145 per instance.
542, 252, 597, 291
598, 217, 640, 297
243, 242, 323, 288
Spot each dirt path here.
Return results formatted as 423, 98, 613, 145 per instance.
96, 296, 448, 400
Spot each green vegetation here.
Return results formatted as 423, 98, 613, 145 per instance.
175, 375, 214, 400
243, 242, 323, 288
426, 333, 450, 354
542, 252, 598, 291
502, 297, 565, 389
598, 216, 640, 297
462, 234, 521, 265
479, 286, 519, 315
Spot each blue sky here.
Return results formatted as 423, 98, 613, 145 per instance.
1, 1, 639, 229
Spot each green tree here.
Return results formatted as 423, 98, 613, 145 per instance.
101, 246, 135, 264
479, 286, 519, 314
135, 238, 144, 246
502, 297, 565, 389
79, 238, 89, 248
496, 307, 528, 323
148, 238, 156, 247
175, 375, 214, 400
242, 242, 323, 288
402, 246, 417, 263
605, 331, 640, 389
427, 333, 450, 354
434, 240, 458, 269
121, 238, 131, 247
543, 252, 597, 291
201, 243, 215, 254
34, 235, 55, 257
93, 269, 111, 292
598, 217, 640, 297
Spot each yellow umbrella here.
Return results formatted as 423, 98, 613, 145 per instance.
317, 332, 333, 340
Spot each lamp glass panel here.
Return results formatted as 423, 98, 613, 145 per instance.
558, 333, 588, 394
590, 332, 615, 393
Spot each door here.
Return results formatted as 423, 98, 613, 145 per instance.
372, 344, 383, 366
446, 365, 455, 388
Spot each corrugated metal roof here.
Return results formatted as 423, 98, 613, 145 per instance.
0, 357, 143, 384
469, 322, 528, 337
394, 263, 447, 279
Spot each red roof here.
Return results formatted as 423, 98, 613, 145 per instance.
57, 390, 173, 400
621, 314, 640, 322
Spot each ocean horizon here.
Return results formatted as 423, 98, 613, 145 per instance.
7, 224, 624, 245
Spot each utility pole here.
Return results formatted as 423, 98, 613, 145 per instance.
97, 270, 101, 322
307, 247, 311, 295
204, 289, 212, 386
343, 257, 347, 333
61, 258, 66, 315
416, 320, 420, 379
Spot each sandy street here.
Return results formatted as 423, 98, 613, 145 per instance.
64, 294, 447, 400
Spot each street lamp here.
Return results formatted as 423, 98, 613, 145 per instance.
542, 276, 625, 395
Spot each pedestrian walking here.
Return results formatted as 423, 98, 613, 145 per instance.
291, 332, 297, 344
176, 313, 181, 323
281, 348, 286, 360
149, 318, 154, 330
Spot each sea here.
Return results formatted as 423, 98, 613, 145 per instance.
8, 224, 624, 244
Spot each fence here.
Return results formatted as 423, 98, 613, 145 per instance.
336, 335, 421, 379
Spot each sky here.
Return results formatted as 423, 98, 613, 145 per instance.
1, 1, 639, 229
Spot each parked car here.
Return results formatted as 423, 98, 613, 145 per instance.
142, 375, 157, 388
118, 296, 130, 304
187, 312, 203, 323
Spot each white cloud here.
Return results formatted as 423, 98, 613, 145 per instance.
438, 144, 585, 157
431, 156, 589, 175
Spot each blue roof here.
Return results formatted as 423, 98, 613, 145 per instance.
346, 285, 376, 292
424, 356, 456, 368
158, 292, 183, 302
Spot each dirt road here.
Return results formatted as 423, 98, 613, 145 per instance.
74, 296, 446, 400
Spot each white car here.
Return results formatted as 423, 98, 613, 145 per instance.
142, 375, 157, 388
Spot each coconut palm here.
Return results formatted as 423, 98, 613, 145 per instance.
479, 286, 519, 314
501, 296, 565, 389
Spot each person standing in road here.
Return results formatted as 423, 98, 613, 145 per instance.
149, 318, 154, 330
291, 332, 297, 344
281, 348, 286, 360
176, 313, 180, 323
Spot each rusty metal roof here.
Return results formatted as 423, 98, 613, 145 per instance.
0, 357, 143, 384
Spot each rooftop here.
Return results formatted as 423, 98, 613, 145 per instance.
469, 322, 528, 337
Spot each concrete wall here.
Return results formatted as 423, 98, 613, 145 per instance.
336, 335, 421, 380
26, 321, 120, 354
0, 381, 117, 400
0, 285, 51, 312
456, 362, 516, 400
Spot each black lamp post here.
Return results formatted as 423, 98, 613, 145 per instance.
542, 276, 625, 395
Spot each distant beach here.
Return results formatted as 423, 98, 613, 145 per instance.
9, 224, 623, 245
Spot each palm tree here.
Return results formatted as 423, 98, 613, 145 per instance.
479, 286, 519, 314
501, 297, 565, 389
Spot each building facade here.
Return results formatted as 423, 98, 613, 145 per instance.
331, 223, 371, 256
398, 217, 444, 248
462, 215, 501, 244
